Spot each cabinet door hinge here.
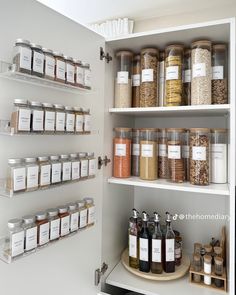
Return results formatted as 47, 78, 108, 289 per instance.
95, 262, 108, 286
98, 156, 111, 169
100, 47, 112, 63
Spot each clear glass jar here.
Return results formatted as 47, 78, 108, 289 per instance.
212, 44, 228, 104
182, 129, 190, 181
115, 51, 133, 108
70, 153, 81, 181
7, 218, 24, 258
183, 49, 191, 105
214, 257, 224, 288
203, 255, 212, 285
60, 155, 72, 182
30, 101, 44, 133
132, 55, 141, 107
77, 200, 88, 229
140, 48, 159, 107
165, 44, 184, 106
25, 157, 39, 192
50, 155, 62, 184
140, 128, 158, 180
214, 246, 223, 258
58, 206, 70, 237
88, 152, 96, 178
54, 52, 65, 83
83, 108, 91, 134
113, 128, 132, 178
67, 203, 79, 232
84, 197, 95, 226
47, 208, 60, 241
74, 107, 84, 134
22, 215, 37, 252
54, 104, 65, 134
167, 128, 185, 183
193, 254, 201, 283
64, 56, 75, 85
38, 156, 51, 189
13, 39, 32, 74
158, 128, 168, 179
65, 106, 75, 133
210, 129, 227, 184
131, 129, 141, 177
190, 128, 210, 185
10, 99, 31, 134
84, 62, 92, 89
191, 40, 212, 105
30, 43, 44, 77
42, 103, 55, 134
74, 59, 84, 88
6, 158, 26, 193
159, 51, 165, 106
43, 48, 55, 80
194, 242, 202, 255
35, 211, 49, 247
204, 244, 212, 256
79, 152, 89, 179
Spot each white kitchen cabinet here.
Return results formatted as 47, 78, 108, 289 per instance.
0, 1, 235, 295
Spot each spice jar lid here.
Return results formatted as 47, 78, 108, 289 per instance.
63, 56, 73, 62
54, 104, 65, 110
165, 44, 184, 52
204, 244, 212, 252
30, 101, 43, 107
70, 153, 78, 159
57, 206, 68, 213
60, 154, 69, 160
22, 215, 35, 224
211, 128, 227, 133
204, 255, 212, 263
87, 152, 94, 157
65, 106, 74, 111
38, 156, 49, 162
15, 39, 30, 45
35, 211, 47, 221
73, 58, 82, 64
215, 257, 223, 265
116, 50, 133, 57
141, 48, 159, 55
14, 99, 28, 105
67, 203, 77, 211
42, 48, 54, 54
76, 200, 85, 208
191, 40, 212, 48
214, 246, 223, 255
73, 106, 83, 112
114, 127, 132, 132
167, 128, 185, 132
133, 55, 140, 61
47, 208, 59, 217
8, 218, 22, 229
30, 43, 42, 50
53, 51, 64, 58
213, 44, 227, 50
50, 155, 59, 161
8, 158, 23, 165
78, 152, 87, 158
193, 254, 201, 262
84, 197, 94, 204
24, 157, 37, 163
190, 128, 210, 132
42, 103, 54, 108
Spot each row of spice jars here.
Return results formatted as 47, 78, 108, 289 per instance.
115, 41, 228, 108
113, 128, 228, 185
10, 99, 91, 134
6, 152, 96, 193
6, 198, 95, 258
13, 38, 91, 89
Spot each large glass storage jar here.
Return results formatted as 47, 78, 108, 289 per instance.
13, 39, 32, 74
182, 130, 190, 181
74, 59, 84, 88
159, 51, 165, 106
68, 203, 79, 232
70, 153, 80, 181
83, 108, 91, 134
30, 43, 44, 77
84, 197, 95, 226
140, 128, 157, 180
43, 103, 55, 134
190, 128, 210, 185
6, 158, 26, 193
35, 211, 49, 247
84, 63, 92, 89
74, 107, 84, 134
54, 52, 65, 83
158, 128, 168, 179
88, 152, 96, 178
212, 44, 228, 104
191, 40, 212, 105
38, 156, 51, 189
58, 206, 70, 237
50, 155, 61, 185
140, 48, 159, 107
64, 56, 75, 85
30, 101, 44, 133
115, 51, 133, 108
131, 129, 141, 177
210, 129, 227, 184
183, 49, 191, 105
132, 55, 141, 107
165, 44, 184, 106
47, 208, 60, 241
7, 218, 24, 258
11, 99, 31, 134
54, 104, 65, 133
79, 152, 89, 179
43, 48, 55, 80
167, 128, 185, 183
22, 215, 37, 253
25, 157, 39, 192
113, 128, 132, 178
77, 200, 88, 229
65, 106, 75, 133
60, 155, 71, 182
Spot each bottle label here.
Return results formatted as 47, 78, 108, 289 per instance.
89, 159, 96, 176
25, 226, 37, 251
166, 239, 175, 262
13, 167, 26, 191
11, 231, 24, 257
62, 162, 72, 181
19, 47, 32, 70
212, 66, 224, 80
39, 222, 49, 245
142, 69, 154, 82
115, 144, 126, 156
76, 114, 84, 132
76, 67, 84, 84
168, 145, 181, 159
192, 146, 206, 161
132, 143, 140, 156
45, 55, 55, 77
139, 238, 149, 261
159, 144, 167, 157
60, 215, 70, 236
27, 165, 39, 189
18, 109, 31, 131
129, 234, 137, 258
184, 69, 191, 83
193, 63, 206, 78
166, 66, 179, 80
33, 51, 44, 74
51, 163, 61, 183
66, 113, 75, 132
84, 68, 92, 87
79, 209, 88, 228
84, 114, 91, 132
132, 74, 140, 86
152, 239, 162, 262
117, 71, 128, 84
211, 144, 226, 160
66, 63, 75, 83
56, 60, 65, 80
40, 164, 51, 186
72, 161, 80, 180
32, 110, 44, 131
44, 111, 55, 131
50, 219, 60, 240
182, 145, 189, 159
88, 206, 95, 224
56, 112, 65, 131
141, 144, 153, 157
70, 212, 79, 232
81, 160, 88, 177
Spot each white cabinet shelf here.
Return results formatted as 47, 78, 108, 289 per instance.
108, 177, 230, 196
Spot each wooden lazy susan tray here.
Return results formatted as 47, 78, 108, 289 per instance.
121, 248, 190, 281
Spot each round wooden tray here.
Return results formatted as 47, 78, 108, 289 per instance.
121, 248, 190, 281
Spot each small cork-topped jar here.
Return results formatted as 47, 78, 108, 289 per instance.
214, 257, 224, 288
193, 254, 201, 283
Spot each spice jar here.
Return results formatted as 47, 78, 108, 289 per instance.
175, 236, 182, 266
193, 254, 202, 283
165, 44, 184, 106
83, 108, 91, 134
25, 157, 39, 192
140, 48, 159, 107
77, 200, 88, 229
54, 104, 65, 134
58, 206, 70, 237
79, 152, 89, 179
210, 129, 227, 184
140, 128, 157, 180
84, 197, 95, 226
74, 107, 84, 134
194, 243, 202, 255
159, 51, 165, 106
54, 52, 65, 83
191, 40, 212, 105
113, 128, 132, 178
84, 63, 92, 89
68, 203, 79, 232
182, 129, 190, 181
43, 103, 55, 134
50, 155, 61, 184
30, 101, 44, 133
47, 208, 60, 241
74, 59, 84, 88
13, 39, 32, 74
214, 246, 223, 258
22, 215, 37, 252
60, 155, 71, 182
6, 158, 26, 193
7, 218, 24, 258
167, 128, 185, 183
214, 257, 224, 288
38, 156, 51, 189
10, 99, 31, 134
183, 49, 191, 105
70, 153, 80, 181
204, 244, 212, 256
43, 48, 55, 80
64, 56, 75, 85
65, 106, 75, 133
204, 255, 212, 285
131, 129, 141, 177
35, 211, 49, 247
88, 152, 96, 178
190, 128, 210, 185
30, 43, 44, 77
212, 44, 228, 104
132, 55, 141, 107
115, 51, 133, 108
158, 128, 168, 179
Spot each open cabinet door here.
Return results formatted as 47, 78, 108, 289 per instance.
0, 1, 105, 294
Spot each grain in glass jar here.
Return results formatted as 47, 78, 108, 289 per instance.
191, 40, 212, 105
113, 128, 132, 178
47, 208, 60, 241
22, 215, 37, 252
140, 128, 157, 180
74, 107, 84, 134
30, 101, 44, 133
140, 48, 159, 107
25, 157, 39, 192
84, 62, 92, 89
54, 104, 65, 133
74, 59, 84, 88
68, 203, 79, 232
83, 108, 91, 134
6, 158, 26, 193
7, 218, 24, 258
13, 39, 32, 74
182, 129, 190, 181
183, 49, 191, 105
79, 152, 89, 179
159, 51, 165, 106
30, 43, 44, 77
84, 197, 95, 226
35, 211, 49, 247
77, 200, 88, 229
88, 152, 96, 178
43, 48, 55, 80
54, 52, 65, 83
58, 206, 70, 237
11, 99, 31, 134
115, 51, 133, 108
158, 128, 168, 179
131, 129, 141, 177
50, 155, 61, 184
214, 257, 224, 288
65, 106, 75, 133
43, 103, 55, 134
167, 128, 185, 183
64, 56, 75, 85
165, 45, 184, 106
38, 156, 51, 189
190, 128, 210, 185
212, 44, 228, 104
70, 153, 80, 181
60, 155, 72, 182
132, 55, 141, 107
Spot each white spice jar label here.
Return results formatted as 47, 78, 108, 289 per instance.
117, 71, 129, 84
81, 160, 88, 177
33, 51, 44, 74
72, 161, 80, 180
27, 165, 39, 189
84, 69, 92, 87
89, 159, 96, 176
129, 235, 137, 258
166, 66, 179, 80
40, 165, 51, 186
115, 144, 126, 156
139, 238, 149, 261
51, 163, 61, 183
66, 63, 75, 83
166, 239, 175, 262
66, 114, 75, 132
45, 111, 55, 131
168, 145, 181, 159
159, 144, 167, 157
132, 74, 141, 86
193, 63, 206, 78
13, 167, 26, 191
32, 110, 44, 131
11, 231, 24, 257
192, 146, 206, 161
45, 55, 55, 77
18, 109, 31, 131
141, 144, 153, 157
204, 263, 212, 274
76, 67, 84, 85
152, 239, 162, 262
56, 112, 66, 132
25, 226, 37, 251
39, 223, 49, 245
211, 144, 226, 160
50, 219, 60, 240
182, 145, 190, 159
79, 209, 88, 228
56, 60, 65, 80
88, 206, 95, 224
184, 69, 191, 83
212, 66, 224, 80
76, 115, 84, 132
132, 144, 140, 156
142, 69, 154, 82
60, 216, 70, 236
84, 114, 91, 132
70, 212, 79, 232
19, 47, 32, 70
62, 162, 72, 181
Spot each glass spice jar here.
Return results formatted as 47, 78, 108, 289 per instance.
13, 39, 32, 74
159, 51, 165, 106
175, 236, 182, 266
64, 56, 75, 85
7, 218, 24, 258
50, 155, 62, 185
84, 197, 95, 226
165, 44, 184, 106
84, 62, 92, 89
54, 52, 65, 83
182, 129, 190, 181
88, 152, 96, 178
193, 254, 202, 283
190, 128, 210, 185
60, 155, 72, 182
38, 156, 51, 189
214, 257, 224, 288
22, 215, 37, 253
6, 158, 26, 193
183, 49, 191, 105
42, 103, 55, 134
158, 128, 168, 179
10, 99, 31, 134
30, 101, 44, 133
30, 43, 44, 77
65, 106, 75, 133
140, 48, 159, 107
35, 211, 49, 247
203, 255, 212, 286
74, 107, 84, 134
47, 208, 60, 241
194, 242, 202, 255
131, 129, 141, 177
70, 153, 80, 181
67, 203, 79, 233
83, 108, 91, 134
25, 157, 39, 192
58, 206, 70, 237
54, 104, 66, 134
43, 48, 55, 80
132, 55, 141, 107
77, 200, 88, 229
74, 59, 84, 88
113, 128, 132, 178
214, 246, 223, 258
79, 152, 89, 179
